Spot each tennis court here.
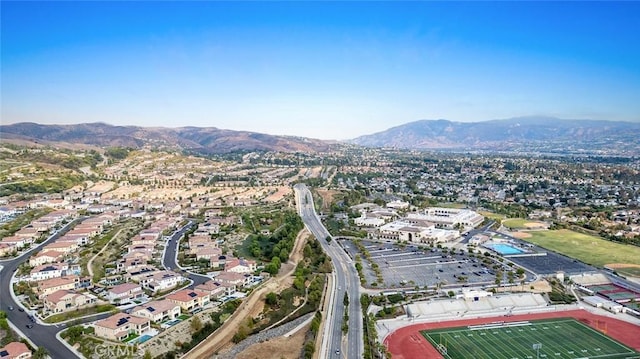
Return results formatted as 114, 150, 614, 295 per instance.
421, 318, 639, 359
588, 284, 620, 292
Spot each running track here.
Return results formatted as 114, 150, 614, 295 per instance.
383, 310, 640, 359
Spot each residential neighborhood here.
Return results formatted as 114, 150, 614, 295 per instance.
1, 142, 639, 359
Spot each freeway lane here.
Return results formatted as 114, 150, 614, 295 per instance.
294, 184, 363, 359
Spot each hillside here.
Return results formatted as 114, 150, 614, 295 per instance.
350, 117, 640, 155
0, 122, 335, 154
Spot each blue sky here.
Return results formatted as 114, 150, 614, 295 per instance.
2, 1, 639, 140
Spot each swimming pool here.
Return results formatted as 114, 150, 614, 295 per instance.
129, 334, 153, 344
487, 243, 524, 255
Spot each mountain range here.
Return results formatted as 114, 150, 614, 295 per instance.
1, 117, 639, 155
350, 117, 640, 154
0, 122, 335, 153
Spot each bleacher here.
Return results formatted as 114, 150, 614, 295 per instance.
405, 293, 547, 319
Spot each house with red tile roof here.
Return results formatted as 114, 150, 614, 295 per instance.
94, 313, 150, 341
166, 289, 210, 312
0, 342, 32, 359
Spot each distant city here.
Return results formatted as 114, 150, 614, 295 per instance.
0, 129, 639, 358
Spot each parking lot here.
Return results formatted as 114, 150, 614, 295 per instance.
340, 240, 497, 289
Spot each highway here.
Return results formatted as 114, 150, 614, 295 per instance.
294, 184, 363, 359
161, 220, 211, 288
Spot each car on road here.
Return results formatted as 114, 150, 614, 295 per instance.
26, 324, 33, 329
18, 307, 24, 312
8, 306, 13, 311
335, 349, 340, 355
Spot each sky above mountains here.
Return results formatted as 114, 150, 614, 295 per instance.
2, 1, 639, 140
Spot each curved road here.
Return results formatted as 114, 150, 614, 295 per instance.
0, 219, 90, 359
294, 184, 363, 359
0, 219, 201, 358
161, 220, 211, 289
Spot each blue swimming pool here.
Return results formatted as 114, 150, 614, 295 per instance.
129, 334, 153, 344
487, 243, 524, 255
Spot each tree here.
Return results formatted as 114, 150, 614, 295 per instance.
143, 350, 153, 359
65, 325, 84, 342
190, 315, 203, 333
265, 292, 278, 306
33, 347, 48, 359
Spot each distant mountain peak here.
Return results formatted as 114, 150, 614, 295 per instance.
350, 117, 640, 155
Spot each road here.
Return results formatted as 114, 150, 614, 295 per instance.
0, 219, 86, 359
293, 184, 363, 359
0, 219, 203, 358
162, 220, 211, 289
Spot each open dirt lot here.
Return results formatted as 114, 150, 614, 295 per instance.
315, 189, 339, 211
511, 231, 532, 239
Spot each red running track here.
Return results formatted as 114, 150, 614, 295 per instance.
383, 309, 640, 359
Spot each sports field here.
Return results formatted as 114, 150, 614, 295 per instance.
523, 229, 640, 267
421, 318, 640, 359
502, 218, 537, 229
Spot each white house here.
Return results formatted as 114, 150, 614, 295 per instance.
132, 300, 181, 323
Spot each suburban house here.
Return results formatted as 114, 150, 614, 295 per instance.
0, 341, 32, 359
44, 290, 96, 314
29, 250, 65, 267
42, 241, 79, 254
224, 258, 257, 274
194, 280, 234, 299
139, 270, 184, 294
117, 255, 149, 273
215, 271, 252, 288
27, 263, 80, 282
36, 276, 79, 298
94, 313, 150, 341
132, 300, 181, 323
0, 236, 29, 250
166, 289, 210, 312
105, 283, 145, 304
193, 246, 222, 261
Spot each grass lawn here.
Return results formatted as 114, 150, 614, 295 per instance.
502, 218, 532, 229
522, 229, 640, 267
0, 208, 53, 238
479, 211, 506, 221
44, 304, 116, 323
421, 318, 639, 359
615, 267, 640, 278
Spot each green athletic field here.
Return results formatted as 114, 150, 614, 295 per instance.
421, 318, 639, 359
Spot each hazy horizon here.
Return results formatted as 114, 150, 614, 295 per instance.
2, 2, 640, 140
